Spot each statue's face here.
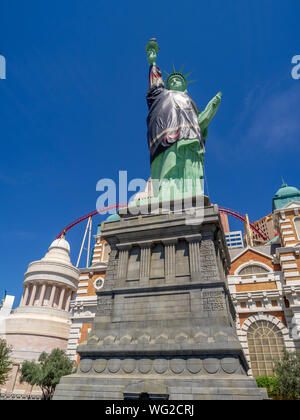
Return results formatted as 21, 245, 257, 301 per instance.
167, 75, 186, 92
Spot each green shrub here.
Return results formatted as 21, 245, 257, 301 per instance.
255, 349, 300, 400
273, 349, 300, 400
0, 339, 12, 385
20, 348, 74, 400
255, 376, 279, 399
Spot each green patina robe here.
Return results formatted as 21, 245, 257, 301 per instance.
150, 118, 210, 199
147, 64, 216, 199
151, 138, 205, 198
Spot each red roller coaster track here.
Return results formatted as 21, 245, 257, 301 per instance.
56, 204, 268, 241
56, 204, 128, 239
219, 207, 268, 241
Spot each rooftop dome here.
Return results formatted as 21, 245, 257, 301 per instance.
48, 237, 71, 253
272, 182, 300, 211
24, 235, 79, 291
105, 213, 121, 223
41, 236, 72, 264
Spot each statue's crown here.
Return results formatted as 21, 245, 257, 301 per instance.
165, 65, 195, 88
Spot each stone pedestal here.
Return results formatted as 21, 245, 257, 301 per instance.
54, 201, 266, 400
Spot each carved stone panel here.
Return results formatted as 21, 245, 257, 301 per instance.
175, 240, 190, 276
202, 290, 225, 312
150, 243, 165, 278
97, 295, 113, 316
139, 243, 151, 279
127, 246, 141, 280
113, 292, 190, 322
116, 245, 130, 279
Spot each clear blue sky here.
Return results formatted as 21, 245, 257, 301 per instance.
1, 0, 300, 305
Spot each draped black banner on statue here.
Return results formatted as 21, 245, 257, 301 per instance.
146, 64, 203, 163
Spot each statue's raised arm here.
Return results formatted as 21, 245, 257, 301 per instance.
197, 92, 222, 141
146, 38, 164, 91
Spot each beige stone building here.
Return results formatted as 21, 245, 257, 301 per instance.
0, 237, 79, 399
66, 224, 109, 363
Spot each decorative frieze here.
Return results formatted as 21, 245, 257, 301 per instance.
0, 393, 41, 400
78, 355, 242, 376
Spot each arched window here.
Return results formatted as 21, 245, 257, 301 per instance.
238, 264, 269, 276
247, 320, 285, 377
294, 217, 300, 240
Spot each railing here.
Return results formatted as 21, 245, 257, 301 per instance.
0, 392, 41, 400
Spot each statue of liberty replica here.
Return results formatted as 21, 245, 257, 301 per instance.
146, 38, 221, 199
54, 40, 266, 401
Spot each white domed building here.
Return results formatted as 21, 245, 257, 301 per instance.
0, 237, 79, 399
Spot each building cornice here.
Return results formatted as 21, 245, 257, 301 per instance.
79, 264, 107, 274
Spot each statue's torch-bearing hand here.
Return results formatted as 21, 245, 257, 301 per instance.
146, 38, 159, 65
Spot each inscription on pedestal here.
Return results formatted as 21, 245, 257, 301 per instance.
202, 291, 224, 312
97, 296, 112, 316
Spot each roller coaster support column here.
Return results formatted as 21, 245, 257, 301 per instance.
76, 217, 92, 268
86, 217, 92, 268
